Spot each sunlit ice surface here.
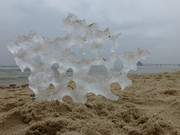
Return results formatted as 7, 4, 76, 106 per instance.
8, 14, 149, 103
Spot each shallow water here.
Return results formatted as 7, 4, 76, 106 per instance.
0, 65, 180, 86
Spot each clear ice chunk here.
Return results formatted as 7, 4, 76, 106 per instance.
8, 14, 149, 103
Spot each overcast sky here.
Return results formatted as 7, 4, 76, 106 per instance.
0, 0, 180, 65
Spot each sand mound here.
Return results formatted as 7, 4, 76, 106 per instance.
0, 72, 180, 135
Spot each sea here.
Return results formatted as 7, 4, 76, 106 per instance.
0, 65, 180, 86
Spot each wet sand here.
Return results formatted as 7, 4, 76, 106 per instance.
0, 72, 180, 135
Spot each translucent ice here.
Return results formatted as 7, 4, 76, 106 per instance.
8, 14, 149, 103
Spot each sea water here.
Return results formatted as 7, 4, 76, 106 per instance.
0, 65, 179, 86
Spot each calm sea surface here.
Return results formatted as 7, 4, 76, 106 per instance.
0, 65, 180, 86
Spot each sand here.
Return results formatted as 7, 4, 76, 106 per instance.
0, 72, 180, 135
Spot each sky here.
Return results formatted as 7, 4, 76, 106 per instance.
0, 0, 180, 65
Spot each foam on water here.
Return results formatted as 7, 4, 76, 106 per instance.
8, 14, 149, 102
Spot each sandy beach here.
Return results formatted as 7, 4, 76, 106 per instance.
0, 72, 180, 135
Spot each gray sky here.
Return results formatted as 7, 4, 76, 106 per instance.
0, 0, 180, 65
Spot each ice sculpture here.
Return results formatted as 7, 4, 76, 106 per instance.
8, 14, 149, 103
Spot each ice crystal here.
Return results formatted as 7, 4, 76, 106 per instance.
8, 14, 149, 102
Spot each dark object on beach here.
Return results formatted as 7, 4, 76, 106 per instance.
0, 86, 6, 89
21, 84, 29, 88
9, 84, 16, 88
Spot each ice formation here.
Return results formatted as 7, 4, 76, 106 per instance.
8, 14, 149, 103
